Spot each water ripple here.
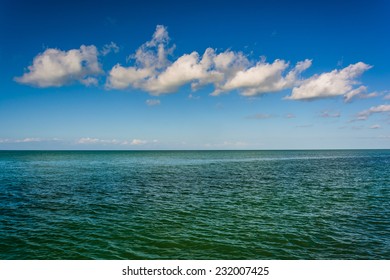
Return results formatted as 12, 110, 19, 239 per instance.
1, 150, 390, 259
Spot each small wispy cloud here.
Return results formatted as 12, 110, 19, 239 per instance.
130, 139, 147, 145
246, 113, 273, 119
0, 138, 61, 144
343, 86, 379, 103
296, 124, 313, 128
356, 104, 390, 120
188, 93, 200, 100
145, 99, 161, 106
77, 137, 152, 146
370, 124, 381, 129
320, 110, 340, 118
77, 137, 120, 144
204, 141, 249, 149
101, 42, 119, 56
285, 113, 296, 119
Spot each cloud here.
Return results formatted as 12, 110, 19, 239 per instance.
370, 124, 381, 129
320, 110, 340, 118
286, 62, 372, 100
101, 42, 119, 56
0, 138, 60, 143
15, 45, 102, 87
374, 135, 390, 139
285, 113, 296, 118
14, 137, 41, 143
188, 93, 200, 100
129, 139, 147, 145
77, 137, 120, 144
0, 138, 40, 143
383, 94, 390, 100
204, 141, 249, 148
214, 59, 312, 96
17, 25, 373, 103
246, 113, 273, 119
357, 104, 390, 120
106, 25, 312, 96
344, 86, 379, 103
344, 86, 367, 102
296, 124, 313, 128
80, 77, 99, 87
77, 137, 150, 145
146, 99, 160, 106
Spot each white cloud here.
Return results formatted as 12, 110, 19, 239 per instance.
14, 138, 41, 143
320, 111, 340, 118
285, 113, 296, 118
106, 25, 312, 96
363, 92, 379, 99
370, 124, 381, 129
18, 25, 373, 103
383, 94, 390, 100
357, 104, 390, 120
344, 86, 367, 103
344, 86, 379, 103
80, 77, 99, 87
213, 59, 311, 96
15, 45, 102, 87
77, 137, 120, 144
146, 99, 160, 106
246, 113, 273, 119
101, 42, 119, 56
0, 138, 61, 144
130, 139, 147, 145
77, 137, 150, 146
188, 93, 200, 100
286, 62, 372, 100
204, 141, 249, 148
296, 124, 313, 128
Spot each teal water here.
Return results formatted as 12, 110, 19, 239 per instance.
0, 150, 389, 259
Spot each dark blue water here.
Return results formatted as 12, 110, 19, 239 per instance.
0, 150, 389, 259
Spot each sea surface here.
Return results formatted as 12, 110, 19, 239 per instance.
0, 150, 389, 259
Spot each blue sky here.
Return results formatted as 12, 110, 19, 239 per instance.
1, 0, 390, 149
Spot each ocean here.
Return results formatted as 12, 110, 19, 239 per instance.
0, 150, 389, 259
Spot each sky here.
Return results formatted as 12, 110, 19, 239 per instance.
1, 0, 390, 149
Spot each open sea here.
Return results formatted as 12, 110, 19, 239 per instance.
0, 150, 389, 259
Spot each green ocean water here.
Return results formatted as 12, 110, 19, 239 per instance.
0, 150, 389, 259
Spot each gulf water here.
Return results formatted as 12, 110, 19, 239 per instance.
0, 150, 389, 259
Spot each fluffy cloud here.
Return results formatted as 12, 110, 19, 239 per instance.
17, 25, 373, 102
107, 25, 312, 96
214, 59, 311, 96
286, 62, 372, 100
15, 45, 102, 87
357, 104, 390, 120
